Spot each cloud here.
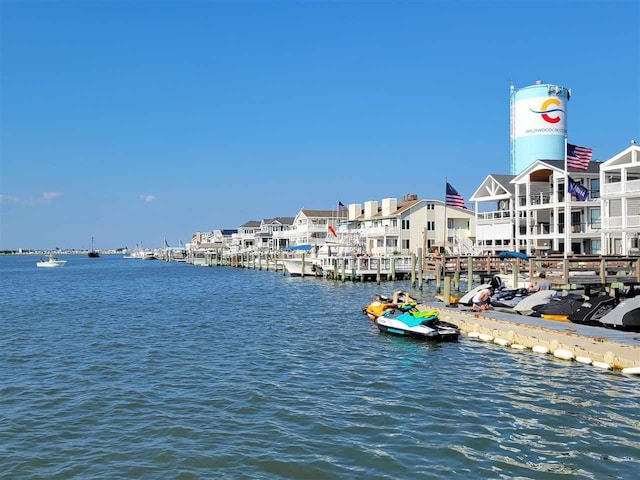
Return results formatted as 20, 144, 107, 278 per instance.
140, 194, 156, 203
0, 192, 63, 206
42, 192, 63, 201
0, 194, 20, 205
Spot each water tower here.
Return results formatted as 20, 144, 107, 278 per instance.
510, 80, 570, 174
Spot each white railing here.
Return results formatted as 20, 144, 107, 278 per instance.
478, 211, 514, 221
358, 226, 400, 237
602, 216, 640, 229
602, 179, 640, 196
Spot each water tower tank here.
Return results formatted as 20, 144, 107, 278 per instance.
510, 81, 570, 174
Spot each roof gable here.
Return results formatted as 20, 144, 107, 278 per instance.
470, 174, 516, 200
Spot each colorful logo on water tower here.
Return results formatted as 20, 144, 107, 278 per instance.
530, 98, 564, 124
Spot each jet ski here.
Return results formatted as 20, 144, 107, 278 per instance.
374, 308, 460, 341
458, 275, 505, 307
531, 293, 585, 321
362, 291, 417, 321
512, 290, 558, 316
491, 288, 530, 309
598, 295, 640, 331
568, 294, 618, 326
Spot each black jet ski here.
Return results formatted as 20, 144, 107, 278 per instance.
598, 295, 640, 331
530, 293, 585, 320
568, 294, 618, 326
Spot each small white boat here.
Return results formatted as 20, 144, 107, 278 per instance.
142, 251, 158, 260
36, 255, 67, 268
281, 258, 321, 277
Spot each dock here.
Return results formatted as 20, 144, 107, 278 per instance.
422, 303, 640, 373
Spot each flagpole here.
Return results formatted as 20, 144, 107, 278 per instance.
443, 178, 448, 254
564, 135, 569, 259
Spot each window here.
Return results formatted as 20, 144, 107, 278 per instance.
427, 203, 435, 210
402, 239, 410, 249
590, 178, 600, 199
590, 208, 601, 229
402, 219, 410, 230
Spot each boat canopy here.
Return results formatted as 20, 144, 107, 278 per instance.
498, 251, 529, 260
283, 244, 313, 251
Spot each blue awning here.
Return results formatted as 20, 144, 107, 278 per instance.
283, 244, 313, 252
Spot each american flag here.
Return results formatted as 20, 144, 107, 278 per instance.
446, 182, 466, 209
338, 201, 348, 212
567, 143, 593, 170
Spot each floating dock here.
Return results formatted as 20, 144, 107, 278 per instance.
422, 303, 640, 374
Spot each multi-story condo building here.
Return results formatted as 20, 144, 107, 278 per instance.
600, 144, 640, 255
342, 194, 476, 256
472, 160, 602, 255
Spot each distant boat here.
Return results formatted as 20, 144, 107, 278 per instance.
37, 255, 67, 268
88, 237, 100, 258
142, 250, 158, 260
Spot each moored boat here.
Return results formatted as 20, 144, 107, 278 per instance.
36, 255, 67, 268
88, 237, 100, 258
281, 258, 321, 277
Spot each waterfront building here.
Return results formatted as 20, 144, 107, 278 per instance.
272, 209, 340, 249
255, 217, 294, 252
234, 220, 261, 252
472, 160, 601, 256
600, 144, 640, 255
341, 194, 476, 256
187, 230, 236, 265
470, 175, 517, 255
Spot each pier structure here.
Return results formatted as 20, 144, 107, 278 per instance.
426, 254, 640, 293
424, 303, 640, 373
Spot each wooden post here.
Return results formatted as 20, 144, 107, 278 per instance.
563, 258, 569, 284
376, 259, 381, 285
512, 262, 519, 289
444, 276, 451, 307
417, 248, 423, 290
341, 259, 346, 282
600, 257, 606, 284
391, 257, 396, 281
454, 269, 460, 291
411, 253, 416, 287
435, 258, 442, 294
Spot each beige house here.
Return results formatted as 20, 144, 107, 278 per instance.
342, 194, 476, 256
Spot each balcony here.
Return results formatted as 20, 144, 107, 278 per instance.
602, 216, 640, 230
601, 178, 640, 196
358, 226, 400, 237
478, 210, 514, 221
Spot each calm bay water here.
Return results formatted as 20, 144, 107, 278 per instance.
1, 255, 639, 479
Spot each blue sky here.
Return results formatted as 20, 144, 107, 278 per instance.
1, 1, 638, 250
